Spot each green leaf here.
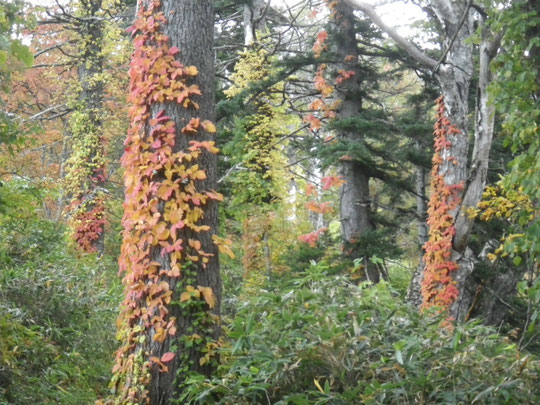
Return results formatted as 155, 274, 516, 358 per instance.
472, 386, 495, 403
10, 39, 33, 67
395, 350, 403, 365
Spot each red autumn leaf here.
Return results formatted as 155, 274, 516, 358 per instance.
316, 30, 328, 42
298, 231, 319, 247
169, 46, 180, 55
298, 228, 327, 247
161, 352, 175, 363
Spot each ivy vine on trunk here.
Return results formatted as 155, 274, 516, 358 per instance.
110, 0, 221, 403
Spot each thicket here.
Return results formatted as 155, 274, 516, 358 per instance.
0, 182, 121, 404
178, 255, 540, 404
1, 181, 538, 404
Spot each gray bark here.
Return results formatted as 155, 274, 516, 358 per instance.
243, 0, 268, 45
406, 163, 429, 306
334, 1, 379, 282
455, 240, 524, 325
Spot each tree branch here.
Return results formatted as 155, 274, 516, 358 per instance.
432, 0, 472, 74
343, 0, 437, 68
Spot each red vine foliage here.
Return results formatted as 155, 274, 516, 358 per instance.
421, 96, 464, 311
110, 0, 222, 401
71, 197, 106, 253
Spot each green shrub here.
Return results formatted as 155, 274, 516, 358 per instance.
180, 263, 540, 404
0, 181, 122, 404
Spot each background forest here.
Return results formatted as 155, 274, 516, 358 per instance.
0, 0, 538, 404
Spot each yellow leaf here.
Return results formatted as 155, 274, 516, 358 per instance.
165, 208, 182, 224
180, 292, 191, 302
153, 328, 166, 343
314, 379, 324, 394
186, 66, 198, 76
218, 244, 235, 259
202, 120, 216, 133
198, 286, 216, 308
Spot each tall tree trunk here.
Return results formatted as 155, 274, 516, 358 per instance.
112, 1, 220, 403
65, 0, 107, 253
407, 162, 429, 306
333, 1, 379, 282
234, 0, 276, 281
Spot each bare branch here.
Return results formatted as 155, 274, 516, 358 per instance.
343, 0, 437, 68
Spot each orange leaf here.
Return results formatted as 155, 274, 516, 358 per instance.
180, 292, 191, 302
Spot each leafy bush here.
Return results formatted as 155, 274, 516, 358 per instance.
0, 314, 57, 403
0, 181, 122, 404
180, 263, 540, 404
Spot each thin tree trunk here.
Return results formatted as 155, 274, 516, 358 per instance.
65, 0, 107, 253
407, 163, 428, 306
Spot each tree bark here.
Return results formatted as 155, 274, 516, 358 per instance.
406, 162, 429, 306
65, 0, 107, 253
243, 0, 268, 45
333, 1, 379, 282
149, 2, 219, 402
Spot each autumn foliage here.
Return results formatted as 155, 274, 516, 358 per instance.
110, 0, 222, 401
421, 96, 463, 311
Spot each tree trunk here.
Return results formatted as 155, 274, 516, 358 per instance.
333, 1, 379, 282
65, 0, 107, 253
345, 0, 502, 319
458, 241, 525, 326
243, 0, 268, 45
406, 163, 429, 306
112, 1, 220, 403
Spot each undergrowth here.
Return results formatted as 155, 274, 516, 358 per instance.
0, 181, 121, 404
180, 263, 539, 404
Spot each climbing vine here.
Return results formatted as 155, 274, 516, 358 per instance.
224, 43, 292, 278
64, 106, 107, 253
110, 1, 223, 402
224, 44, 288, 206
64, 2, 107, 253
421, 96, 464, 311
